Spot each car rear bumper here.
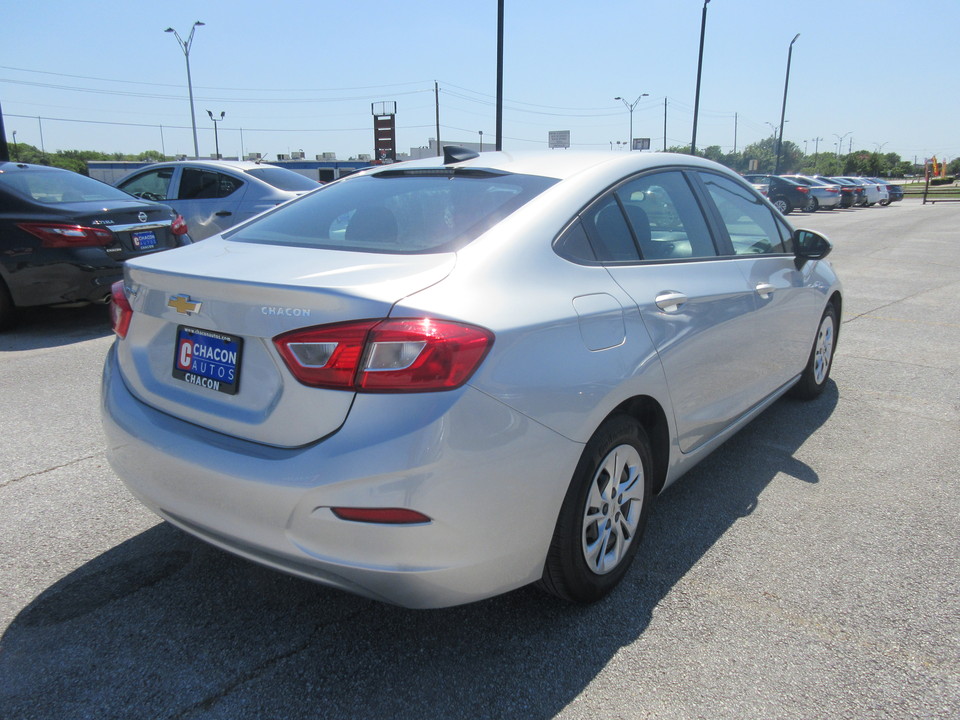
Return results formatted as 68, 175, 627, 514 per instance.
2, 249, 121, 307
101, 344, 581, 608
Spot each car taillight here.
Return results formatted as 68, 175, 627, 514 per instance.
796, 186, 809, 193
18, 222, 113, 248
171, 214, 189, 236
274, 318, 494, 392
109, 280, 133, 339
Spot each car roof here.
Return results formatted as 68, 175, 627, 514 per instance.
363, 150, 735, 183
0, 161, 73, 174
136, 159, 281, 172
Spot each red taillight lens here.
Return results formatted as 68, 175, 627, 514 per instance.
331, 507, 432, 524
171, 214, 188, 236
274, 318, 494, 392
109, 280, 133, 339
796, 186, 809, 193
18, 222, 113, 248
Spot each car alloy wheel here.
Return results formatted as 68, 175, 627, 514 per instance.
540, 416, 652, 603
772, 197, 792, 214
581, 443, 645, 575
790, 303, 838, 400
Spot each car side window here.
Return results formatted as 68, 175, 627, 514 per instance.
614, 171, 717, 260
553, 220, 596, 263
581, 195, 641, 262
179, 169, 244, 200
118, 168, 174, 201
699, 172, 791, 255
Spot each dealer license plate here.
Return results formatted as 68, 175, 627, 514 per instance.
172, 326, 243, 395
132, 230, 158, 250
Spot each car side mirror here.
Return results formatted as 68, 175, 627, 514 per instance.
794, 228, 832, 266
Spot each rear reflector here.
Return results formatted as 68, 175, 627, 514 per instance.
331, 507, 432, 524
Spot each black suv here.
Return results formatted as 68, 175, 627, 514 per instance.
742, 174, 813, 215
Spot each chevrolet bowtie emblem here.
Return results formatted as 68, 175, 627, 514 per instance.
168, 294, 202, 315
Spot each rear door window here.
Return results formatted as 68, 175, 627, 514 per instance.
697, 172, 792, 255
178, 169, 244, 200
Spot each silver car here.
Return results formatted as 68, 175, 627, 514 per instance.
834, 176, 889, 206
780, 175, 843, 210
102, 149, 842, 608
115, 160, 320, 241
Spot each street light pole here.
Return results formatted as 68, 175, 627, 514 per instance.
165, 21, 205, 159
691, 0, 710, 155
774, 33, 800, 175
615, 94, 649, 150
207, 110, 225, 159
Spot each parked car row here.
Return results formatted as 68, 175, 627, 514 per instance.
0, 161, 189, 329
0, 159, 323, 329
743, 173, 904, 214
114, 160, 321, 241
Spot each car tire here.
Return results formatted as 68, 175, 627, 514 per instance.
802, 196, 819, 212
0, 279, 16, 331
771, 196, 792, 214
539, 415, 653, 604
880, 199, 890, 206
790, 303, 838, 400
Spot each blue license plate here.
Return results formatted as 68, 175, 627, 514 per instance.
132, 230, 157, 250
172, 326, 242, 395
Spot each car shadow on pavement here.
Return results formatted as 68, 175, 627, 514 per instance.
0, 304, 111, 352
0, 384, 838, 719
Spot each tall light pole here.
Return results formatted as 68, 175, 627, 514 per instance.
834, 131, 852, 158
615, 94, 649, 150
691, 0, 710, 155
774, 33, 800, 175
165, 21, 205, 159
207, 110, 225, 159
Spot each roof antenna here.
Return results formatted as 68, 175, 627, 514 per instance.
443, 146, 479, 165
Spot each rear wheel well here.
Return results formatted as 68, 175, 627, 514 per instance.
611, 396, 670, 495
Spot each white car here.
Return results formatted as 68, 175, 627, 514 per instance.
116, 160, 321, 240
102, 149, 842, 608
836, 177, 889, 206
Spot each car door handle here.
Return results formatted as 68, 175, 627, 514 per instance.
655, 291, 688, 313
215, 211, 233, 217
755, 283, 776, 299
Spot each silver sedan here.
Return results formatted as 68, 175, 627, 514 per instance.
102, 149, 842, 608
115, 160, 320, 240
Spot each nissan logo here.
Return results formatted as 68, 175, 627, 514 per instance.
138, 212, 148, 223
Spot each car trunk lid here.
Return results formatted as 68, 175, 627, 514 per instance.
115, 237, 456, 447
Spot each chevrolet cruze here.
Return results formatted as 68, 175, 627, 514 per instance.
101, 149, 841, 608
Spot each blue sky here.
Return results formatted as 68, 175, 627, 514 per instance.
3, 0, 958, 163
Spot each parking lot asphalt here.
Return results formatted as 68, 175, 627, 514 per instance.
0, 199, 957, 719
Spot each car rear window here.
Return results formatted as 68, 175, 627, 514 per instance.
228, 170, 558, 253
0, 168, 134, 204
244, 166, 322, 191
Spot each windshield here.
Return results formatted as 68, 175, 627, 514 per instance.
244, 166, 322, 192
228, 170, 558, 253
0, 167, 136, 204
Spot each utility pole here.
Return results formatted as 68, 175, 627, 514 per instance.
774, 33, 800, 175
165, 21, 205, 159
434, 81, 441, 156
691, 0, 710, 155
496, 0, 504, 151
663, 98, 668, 151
